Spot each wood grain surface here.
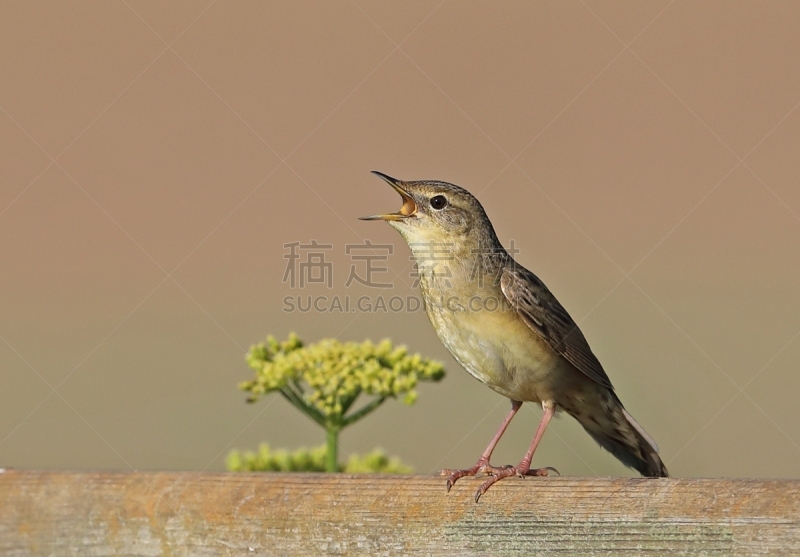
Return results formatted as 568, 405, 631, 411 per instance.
1, 470, 798, 556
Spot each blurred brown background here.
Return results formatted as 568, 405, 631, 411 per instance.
2, 1, 799, 479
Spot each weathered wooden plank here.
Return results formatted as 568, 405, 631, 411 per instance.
0, 470, 798, 556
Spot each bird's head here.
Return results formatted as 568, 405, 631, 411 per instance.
359, 172, 499, 255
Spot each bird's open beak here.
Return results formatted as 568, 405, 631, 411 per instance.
359, 171, 417, 221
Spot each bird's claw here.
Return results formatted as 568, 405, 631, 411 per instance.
440, 461, 555, 498
472, 466, 555, 503
517, 465, 558, 478
439, 462, 513, 492
439, 465, 480, 493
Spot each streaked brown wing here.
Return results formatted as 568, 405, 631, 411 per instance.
500, 265, 614, 390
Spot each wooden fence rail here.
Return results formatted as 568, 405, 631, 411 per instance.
1, 470, 798, 556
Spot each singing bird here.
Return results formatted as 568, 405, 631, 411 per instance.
360, 172, 667, 502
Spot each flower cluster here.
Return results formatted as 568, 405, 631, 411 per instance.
239, 334, 445, 426
226, 443, 413, 474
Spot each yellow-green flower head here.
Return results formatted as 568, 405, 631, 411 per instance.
240, 334, 445, 419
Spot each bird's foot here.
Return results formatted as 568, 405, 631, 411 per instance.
473, 466, 559, 503
438, 461, 514, 492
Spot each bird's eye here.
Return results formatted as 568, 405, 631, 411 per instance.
430, 195, 448, 210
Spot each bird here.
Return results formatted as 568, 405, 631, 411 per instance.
360, 171, 668, 502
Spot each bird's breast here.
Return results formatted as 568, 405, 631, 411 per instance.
422, 284, 563, 402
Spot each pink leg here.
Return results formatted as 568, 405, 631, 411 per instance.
518, 400, 555, 474
474, 401, 558, 503
439, 400, 522, 492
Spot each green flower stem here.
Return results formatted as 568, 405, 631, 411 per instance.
339, 389, 361, 416
342, 396, 387, 427
325, 425, 340, 473
279, 387, 325, 427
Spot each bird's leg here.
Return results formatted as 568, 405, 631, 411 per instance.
439, 400, 522, 492
474, 400, 558, 503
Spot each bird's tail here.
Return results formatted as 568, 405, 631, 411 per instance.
564, 392, 668, 478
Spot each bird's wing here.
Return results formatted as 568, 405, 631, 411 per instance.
500, 265, 614, 390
